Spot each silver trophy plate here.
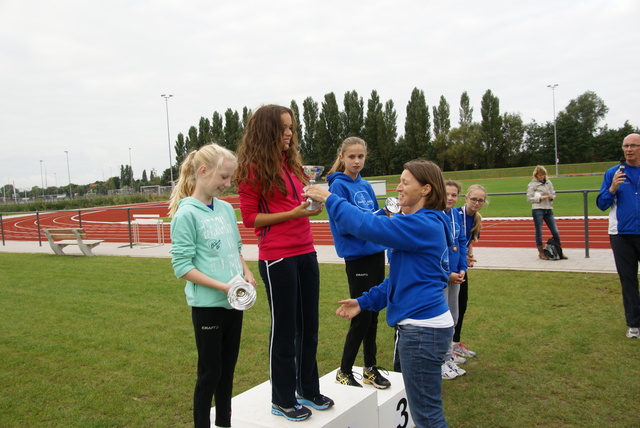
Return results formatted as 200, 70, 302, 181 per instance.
385, 197, 401, 214
227, 278, 257, 310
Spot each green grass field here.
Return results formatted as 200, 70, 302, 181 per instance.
2, 253, 639, 427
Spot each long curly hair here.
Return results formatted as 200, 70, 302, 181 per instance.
234, 104, 307, 198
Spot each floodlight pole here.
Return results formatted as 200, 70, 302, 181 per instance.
129, 147, 133, 188
547, 84, 559, 176
161, 94, 174, 186
64, 150, 72, 199
39, 160, 44, 198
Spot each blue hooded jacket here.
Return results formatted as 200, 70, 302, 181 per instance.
324, 193, 452, 327
327, 172, 386, 260
446, 208, 468, 274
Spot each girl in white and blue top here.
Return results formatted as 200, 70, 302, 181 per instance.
452, 184, 486, 360
442, 180, 469, 379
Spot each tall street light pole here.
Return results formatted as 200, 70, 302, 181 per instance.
64, 150, 72, 199
547, 84, 559, 177
161, 94, 174, 186
39, 160, 44, 198
129, 147, 133, 189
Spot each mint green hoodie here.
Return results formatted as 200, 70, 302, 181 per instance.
170, 197, 244, 308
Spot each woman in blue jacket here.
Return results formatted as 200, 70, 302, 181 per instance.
305, 159, 453, 428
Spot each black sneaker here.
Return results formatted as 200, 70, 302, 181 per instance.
297, 394, 334, 410
335, 369, 363, 387
271, 403, 312, 421
363, 366, 391, 389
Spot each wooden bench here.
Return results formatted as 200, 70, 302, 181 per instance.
43, 228, 104, 256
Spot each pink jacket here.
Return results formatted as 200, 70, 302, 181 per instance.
238, 161, 315, 260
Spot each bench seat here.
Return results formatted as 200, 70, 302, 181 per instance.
43, 228, 104, 256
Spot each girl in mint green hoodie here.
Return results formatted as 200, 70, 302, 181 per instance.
169, 143, 256, 428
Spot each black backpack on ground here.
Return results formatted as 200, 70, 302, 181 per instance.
543, 238, 564, 261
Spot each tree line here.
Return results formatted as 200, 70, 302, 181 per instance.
2, 164, 163, 200
8, 86, 636, 200
164, 88, 638, 181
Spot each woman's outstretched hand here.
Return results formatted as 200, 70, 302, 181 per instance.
303, 185, 331, 204
336, 299, 361, 320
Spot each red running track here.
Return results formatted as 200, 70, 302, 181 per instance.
473, 217, 610, 249
1, 199, 611, 249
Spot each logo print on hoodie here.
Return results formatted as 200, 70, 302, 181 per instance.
209, 239, 222, 251
353, 191, 375, 211
440, 247, 450, 275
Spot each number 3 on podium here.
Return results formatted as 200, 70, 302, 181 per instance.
396, 397, 409, 428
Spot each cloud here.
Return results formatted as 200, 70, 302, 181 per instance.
1, 0, 638, 189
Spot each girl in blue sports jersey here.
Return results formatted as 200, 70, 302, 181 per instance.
326, 137, 391, 390
452, 184, 487, 359
441, 180, 468, 380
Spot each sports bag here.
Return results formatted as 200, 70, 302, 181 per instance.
543, 238, 563, 261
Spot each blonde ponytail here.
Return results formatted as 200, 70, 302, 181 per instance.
168, 143, 237, 217
469, 211, 483, 242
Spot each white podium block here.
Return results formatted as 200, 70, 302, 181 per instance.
355, 367, 416, 428
216, 375, 378, 428
326, 367, 415, 428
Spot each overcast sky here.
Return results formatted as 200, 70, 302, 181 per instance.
1, 0, 638, 191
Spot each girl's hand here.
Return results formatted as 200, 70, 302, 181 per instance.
292, 201, 323, 218
449, 271, 465, 285
467, 254, 477, 268
244, 271, 257, 287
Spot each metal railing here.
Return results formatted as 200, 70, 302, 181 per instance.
1, 189, 605, 257
0, 206, 167, 249
474, 189, 602, 258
